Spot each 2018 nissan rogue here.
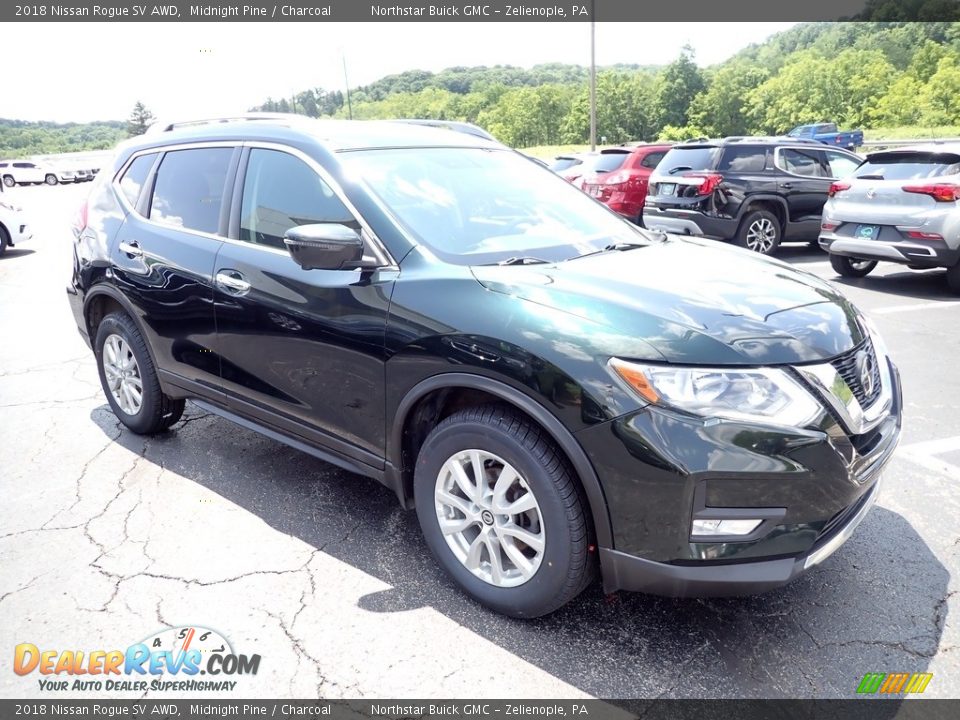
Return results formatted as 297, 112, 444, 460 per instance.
68, 116, 902, 617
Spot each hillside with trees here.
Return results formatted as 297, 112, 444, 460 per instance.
251, 21, 960, 148
0, 119, 126, 159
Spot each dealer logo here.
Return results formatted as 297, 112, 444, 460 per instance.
13, 625, 261, 693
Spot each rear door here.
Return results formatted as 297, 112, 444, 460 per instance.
775, 147, 833, 224
109, 144, 236, 400
212, 144, 395, 466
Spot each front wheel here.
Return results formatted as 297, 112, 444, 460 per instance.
94, 313, 185, 434
2, 175, 14, 188
830, 254, 877, 278
44, 174, 58, 185
736, 210, 782, 255
414, 406, 594, 618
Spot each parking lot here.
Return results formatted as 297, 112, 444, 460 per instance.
1, 181, 958, 699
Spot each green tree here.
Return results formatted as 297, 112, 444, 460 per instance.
127, 101, 154, 136
653, 46, 705, 129
687, 62, 769, 137
919, 55, 960, 124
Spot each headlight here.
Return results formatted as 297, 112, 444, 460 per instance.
609, 358, 822, 428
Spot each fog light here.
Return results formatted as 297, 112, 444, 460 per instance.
691, 518, 763, 537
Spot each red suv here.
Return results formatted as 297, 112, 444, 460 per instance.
581, 144, 672, 224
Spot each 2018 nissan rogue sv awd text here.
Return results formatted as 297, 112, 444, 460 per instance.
68, 116, 902, 617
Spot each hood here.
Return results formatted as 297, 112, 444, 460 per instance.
471, 236, 866, 365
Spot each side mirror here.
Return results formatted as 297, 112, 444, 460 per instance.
283, 223, 371, 271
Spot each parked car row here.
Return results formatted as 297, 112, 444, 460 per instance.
0, 160, 99, 187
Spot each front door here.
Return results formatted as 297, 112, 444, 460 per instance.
213, 146, 394, 467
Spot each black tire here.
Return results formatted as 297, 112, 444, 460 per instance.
735, 209, 782, 255
0, 225, 9, 255
94, 312, 185, 434
44, 174, 58, 186
830, 254, 877, 278
414, 405, 594, 618
2, 175, 14, 188
946, 261, 960, 295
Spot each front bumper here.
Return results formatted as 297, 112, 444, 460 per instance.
584, 359, 902, 596
600, 473, 882, 596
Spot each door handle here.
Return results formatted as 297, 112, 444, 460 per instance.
780, 182, 794, 189
215, 270, 251, 295
118, 240, 143, 258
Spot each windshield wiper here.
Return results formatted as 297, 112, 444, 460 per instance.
566, 241, 650, 261
494, 256, 551, 266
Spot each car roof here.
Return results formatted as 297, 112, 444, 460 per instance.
128, 115, 501, 154
866, 142, 960, 156
671, 136, 833, 148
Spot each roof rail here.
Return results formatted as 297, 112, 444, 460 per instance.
146, 112, 307, 134
388, 119, 497, 142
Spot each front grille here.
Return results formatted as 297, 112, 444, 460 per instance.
830, 339, 883, 409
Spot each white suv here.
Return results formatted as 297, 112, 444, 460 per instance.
0, 191, 32, 254
0, 160, 61, 186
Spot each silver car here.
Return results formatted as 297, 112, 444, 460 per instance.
819, 144, 960, 292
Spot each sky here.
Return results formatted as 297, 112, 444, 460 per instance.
1, 22, 798, 123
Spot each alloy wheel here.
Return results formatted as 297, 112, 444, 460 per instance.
103, 334, 143, 415
745, 218, 777, 253
434, 449, 545, 588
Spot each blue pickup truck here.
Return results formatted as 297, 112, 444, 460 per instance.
787, 122, 864, 151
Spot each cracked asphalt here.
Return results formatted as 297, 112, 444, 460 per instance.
1, 183, 958, 700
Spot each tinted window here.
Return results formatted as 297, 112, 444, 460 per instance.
779, 148, 827, 177
14, 163, 34, 169
549, 157, 581, 172
240, 149, 354, 250
118, 154, 156, 208
855, 151, 960, 180
824, 150, 861, 179
717, 146, 766, 172
640, 151, 666, 169
586, 152, 630, 174
150, 148, 232, 234
655, 146, 721, 175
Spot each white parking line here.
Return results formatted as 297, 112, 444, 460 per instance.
873, 301, 960, 315
898, 436, 960, 479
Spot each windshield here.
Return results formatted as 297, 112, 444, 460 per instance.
340, 147, 650, 265
856, 151, 960, 180
654, 146, 721, 175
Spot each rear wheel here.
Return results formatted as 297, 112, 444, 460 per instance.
736, 210, 782, 255
414, 405, 593, 618
830, 254, 877, 278
44, 174, 58, 185
94, 313, 185, 434
2, 175, 14, 188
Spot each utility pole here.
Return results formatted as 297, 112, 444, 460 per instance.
589, 2, 596, 151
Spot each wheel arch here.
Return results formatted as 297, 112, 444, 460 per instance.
390, 372, 614, 549
737, 195, 788, 231
83, 285, 165, 388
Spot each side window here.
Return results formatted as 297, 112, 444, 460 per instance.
118, 154, 156, 208
14, 162, 33, 169
717, 147, 766, 172
640, 151, 666, 169
779, 149, 828, 178
150, 148, 232, 235
824, 150, 861, 179
239, 149, 355, 250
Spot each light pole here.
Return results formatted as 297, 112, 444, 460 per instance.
589, 3, 596, 151
342, 52, 354, 120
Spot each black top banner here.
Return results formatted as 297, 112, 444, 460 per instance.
6, 0, 958, 23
